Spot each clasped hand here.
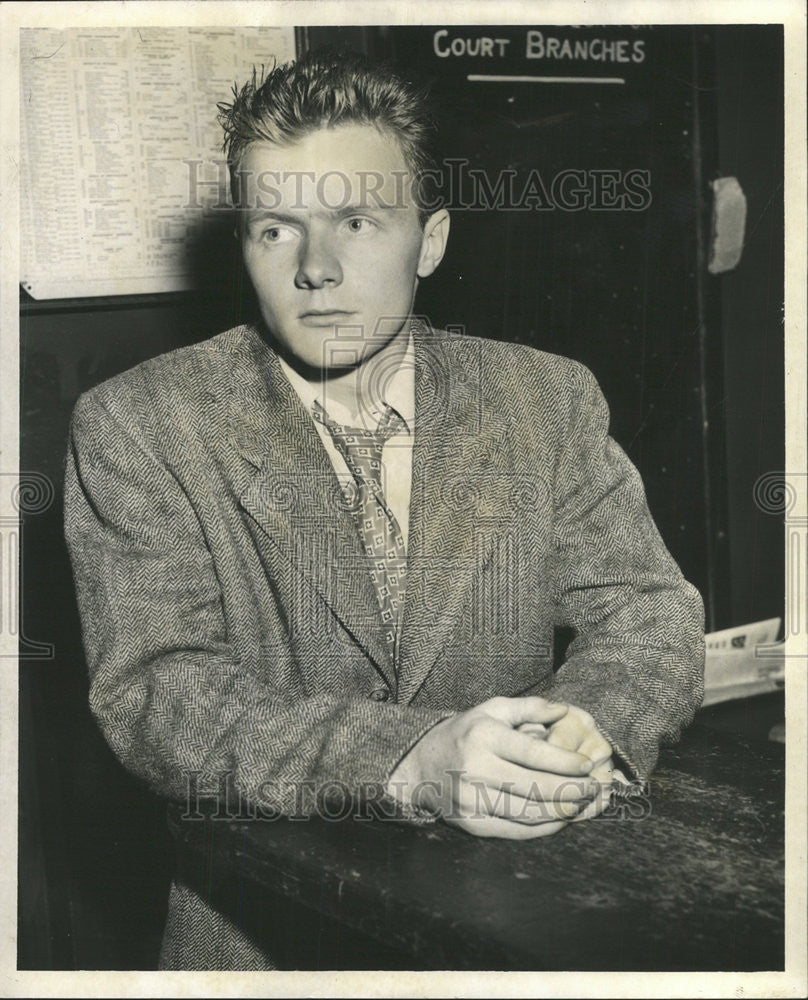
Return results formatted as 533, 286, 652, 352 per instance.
389, 696, 614, 839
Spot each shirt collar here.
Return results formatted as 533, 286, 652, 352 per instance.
278, 328, 415, 433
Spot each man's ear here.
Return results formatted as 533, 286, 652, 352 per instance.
417, 209, 451, 278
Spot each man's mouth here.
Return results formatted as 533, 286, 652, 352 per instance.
298, 309, 356, 326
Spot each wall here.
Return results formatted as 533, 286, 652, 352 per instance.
714, 26, 785, 627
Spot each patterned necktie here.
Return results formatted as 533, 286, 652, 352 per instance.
312, 401, 408, 665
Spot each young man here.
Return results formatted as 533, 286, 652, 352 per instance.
64, 49, 704, 970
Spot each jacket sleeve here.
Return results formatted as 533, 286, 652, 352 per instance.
63, 388, 450, 820
542, 361, 705, 780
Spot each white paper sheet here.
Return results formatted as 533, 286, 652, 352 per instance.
702, 617, 784, 706
20, 26, 295, 299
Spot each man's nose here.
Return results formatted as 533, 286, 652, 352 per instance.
294, 230, 343, 289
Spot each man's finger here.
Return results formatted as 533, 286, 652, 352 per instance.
518, 722, 548, 739
546, 714, 611, 764
495, 726, 594, 776
450, 813, 570, 840
491, 791, 584, 825
579, 733, 612, 765
483, 695, 568, 729
454, 781, 586, 825
473, 758, 601, 803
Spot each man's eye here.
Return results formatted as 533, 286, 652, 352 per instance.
345, 217, 375, 234
262, 225, 295, 244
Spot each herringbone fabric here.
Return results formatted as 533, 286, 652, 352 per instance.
158, 881, 277, 970
312, 400, 408, 663
63, 320, 705, 969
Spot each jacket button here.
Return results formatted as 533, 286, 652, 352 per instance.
368, 688, 390, 702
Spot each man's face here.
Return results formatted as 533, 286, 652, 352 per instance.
238, 123, 446, 373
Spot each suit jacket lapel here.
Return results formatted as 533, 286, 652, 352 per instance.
397, 324, 516, 704
225, 325, 396, 688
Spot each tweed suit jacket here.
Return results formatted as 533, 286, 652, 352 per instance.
64, 319, 705, 969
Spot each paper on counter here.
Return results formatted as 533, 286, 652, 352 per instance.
702, 617, 783, 707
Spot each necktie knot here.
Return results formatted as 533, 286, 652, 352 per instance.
312, 401, 405, 491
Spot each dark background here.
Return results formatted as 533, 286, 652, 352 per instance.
19, 24, 784, 969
